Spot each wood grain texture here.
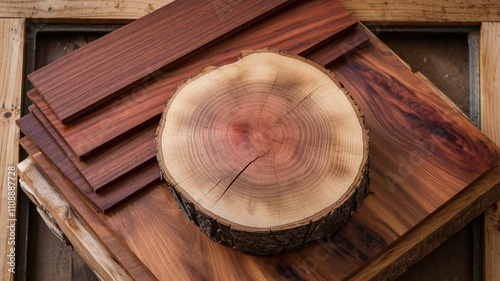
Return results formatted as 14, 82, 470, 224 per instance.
17, 114, 159, 213
34, 0, 358, 159
157, 49, 370, 255
1, 0, 499, 23
480, 21, 500, 281
17, 170, 129, 281
28, 0, 295, 123
16, 152, 154, 281
0, 18, 24, 281
18, 25, 500, 280
29, 95, 156, 191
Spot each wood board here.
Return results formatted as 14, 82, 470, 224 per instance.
1, 0, 500, 23
19, 24, 500, 280
480, 22, 500, 281
17, 158, 133, 281
28, 0, 295, 123
18, 140, 156, 281
17, 114, 159, 213
28, 95, 156, 192
31, 0, 359, 159
0, 18, 24, 281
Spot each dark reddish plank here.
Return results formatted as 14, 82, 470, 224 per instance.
28, 0, 295, 124
18, 137, 157, 281
17, 114, 159, 213
29, 0, 358, 159
29, 98, 155, 192
307, 27, 369, 68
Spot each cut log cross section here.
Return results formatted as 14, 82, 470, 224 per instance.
156, 49, 369, 255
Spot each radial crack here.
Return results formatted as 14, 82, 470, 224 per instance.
213, 151, 270, 205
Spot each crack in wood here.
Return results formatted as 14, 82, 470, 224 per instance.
213, 150, 270, 206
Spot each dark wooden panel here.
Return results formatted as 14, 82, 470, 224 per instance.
28, 0, 295, 123
35, 0, 358, 159
17, 114, 159, 213
29, 92, 156, 192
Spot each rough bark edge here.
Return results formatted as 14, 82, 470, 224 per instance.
156, 48, 370, 255
167, 156, 368, 255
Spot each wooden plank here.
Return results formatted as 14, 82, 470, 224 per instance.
349, 165, 500, 280
307, 26, 369, 68
37, 0, 358, 159
0, 18, 24, 281
1, 0, 500, 23
18, 142, 156, 281
28, 0, 295, 124
16, 115, 159, 213
19, 24, 500, 280
17, 158, 133, 281
29, 97, 156, 192
480, 21, 500, 281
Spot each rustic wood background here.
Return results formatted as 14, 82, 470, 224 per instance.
1, 1, 499, 280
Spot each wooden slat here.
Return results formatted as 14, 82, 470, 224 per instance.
480, 21, 500, 281
1, 0, 500, 23
16, 148, 156, 281
306, 26, 369, 68
16, 114, 159, 213
17, 159, 132, 281
29, 98, 156, 192
0, 18, 24, 281
35, 0, 358, 159
28, 0, 295, 123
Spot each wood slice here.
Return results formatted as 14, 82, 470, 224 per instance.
156, 48, 369, 255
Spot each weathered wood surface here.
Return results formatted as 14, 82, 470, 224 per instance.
0, 18, 24, 281
1, 0, 500, 23
19, 24, 500, 280
28, 0, 295, 124
480, 22, 500, 281
29, 94, 156, 192
32, 0, 358, 159
156, 49, 370, 255
17, 114, 159, 213
18, 140, 156, 280
17, 158, 132, 281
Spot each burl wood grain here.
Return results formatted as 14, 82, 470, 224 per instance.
19, 24, 500, 281
29, 91, 156, 191
33, 0, 358, 159
17, 114, 159, 213
28, 0, 295, 124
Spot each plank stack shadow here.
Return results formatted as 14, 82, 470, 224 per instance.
17, 0, 500, 280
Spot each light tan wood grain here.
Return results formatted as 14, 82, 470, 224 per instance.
0, 0, 499, 23
480, 21, 500, 281
0, 18, 24, 281
17, 158, 132, 281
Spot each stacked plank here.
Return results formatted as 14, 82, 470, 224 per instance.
16, 0, 370, 214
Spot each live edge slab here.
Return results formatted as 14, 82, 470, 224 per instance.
18, 23, 500, 280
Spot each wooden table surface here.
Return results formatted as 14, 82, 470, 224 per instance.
1, 1, 500, 280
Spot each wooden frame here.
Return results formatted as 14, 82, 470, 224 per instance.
1, 1, 500, 280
